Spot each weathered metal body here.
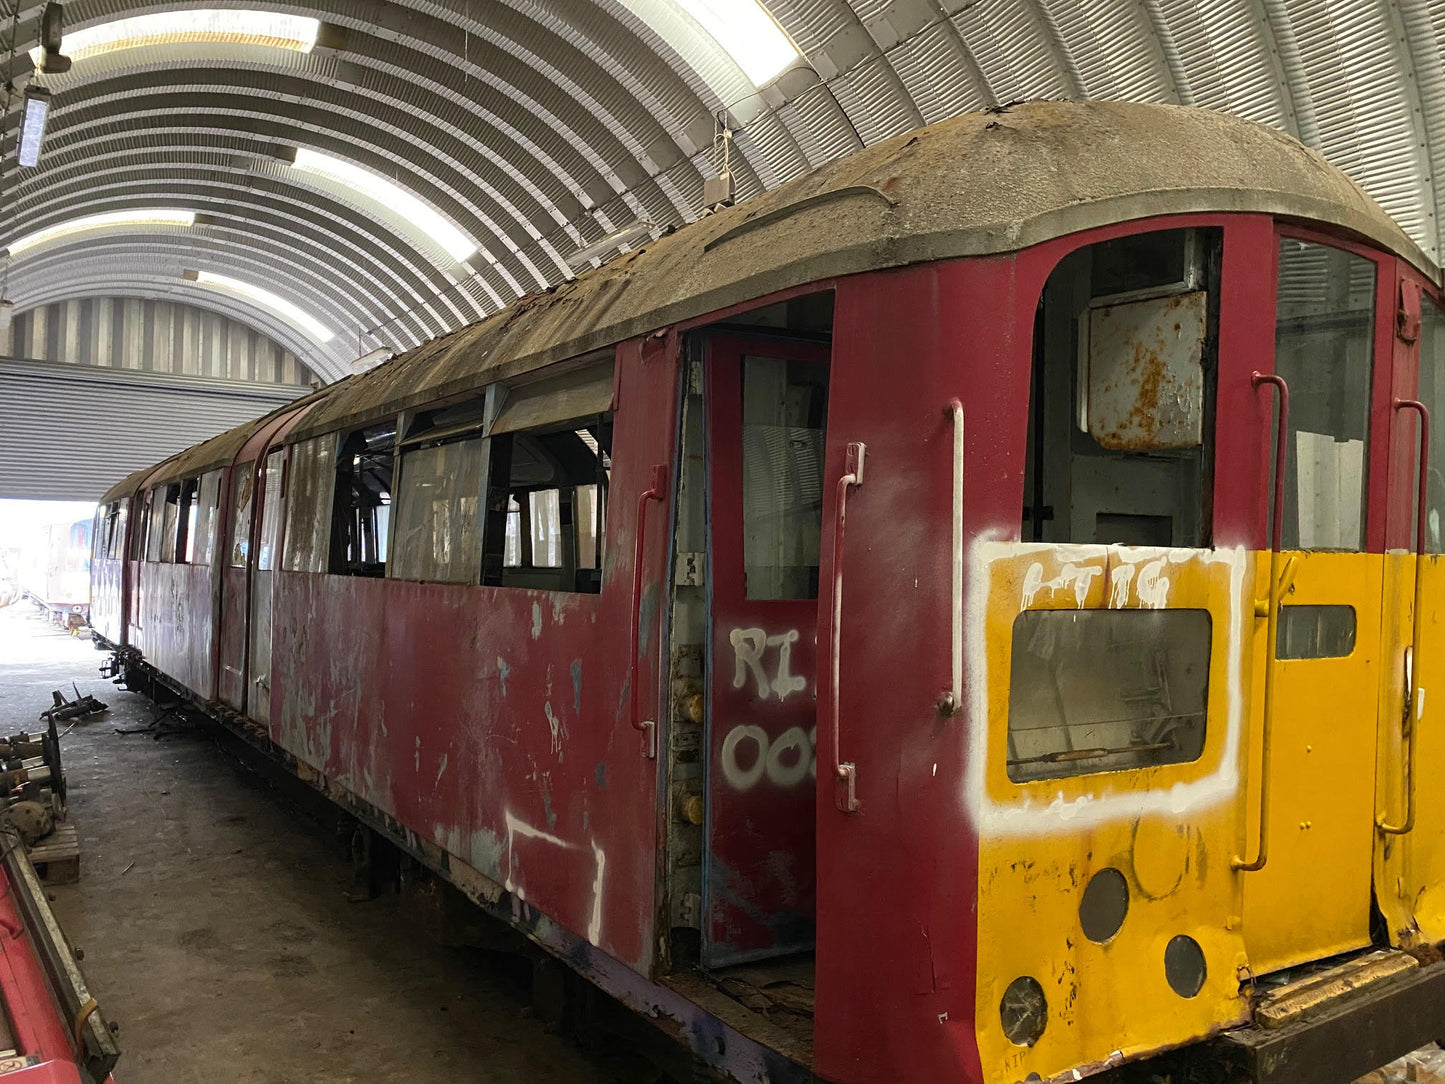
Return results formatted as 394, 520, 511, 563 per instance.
87, 101, 1445, 1084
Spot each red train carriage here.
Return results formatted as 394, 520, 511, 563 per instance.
90, 101, 1445, 1083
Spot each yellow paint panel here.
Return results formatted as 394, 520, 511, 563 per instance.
970, 543, 1250, 1084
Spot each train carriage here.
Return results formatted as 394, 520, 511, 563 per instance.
88, 100, 1445, 1083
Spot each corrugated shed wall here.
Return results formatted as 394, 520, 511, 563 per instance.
0, 358, 304, 501
6, 297, 315, 386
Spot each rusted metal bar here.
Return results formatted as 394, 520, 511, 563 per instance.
628, 463, 668, 759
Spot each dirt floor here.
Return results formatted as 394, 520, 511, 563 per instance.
0, 604, 650, 1084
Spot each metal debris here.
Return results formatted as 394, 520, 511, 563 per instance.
1357, 1045, 1445, 1082
40, 684, 107, 723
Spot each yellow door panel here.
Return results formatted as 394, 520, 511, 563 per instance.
1240, 551, 1380, 974
970, 542, 1250, 1084
1376, 553, 1442, 945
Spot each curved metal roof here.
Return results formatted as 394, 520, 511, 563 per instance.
5, 1, 1442, 384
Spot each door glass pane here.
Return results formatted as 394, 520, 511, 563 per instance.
1274, 239, 1376, 550
1418, 299, 1445, 552
230, 464, 255, 567
282, 436, 337, 573
1007, 609, 1211, 783
257, 449, 285, 572
740, 356, 828, 599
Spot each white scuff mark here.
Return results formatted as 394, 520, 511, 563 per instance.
932, 763, 937, 777
544, 701, 566, 755
1419, 687, 1427, 720
414, 736, 420, 773
531, 602, 543, 640
502, 812, 608, 946
1135, 558, 1171, 608
1020, 560, 1103, 609
435, 754, 448, 786
965, 536, 1249, 837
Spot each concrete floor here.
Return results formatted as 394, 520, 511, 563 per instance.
0, 604, 643, 1084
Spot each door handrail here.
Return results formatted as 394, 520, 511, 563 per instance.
629, 464, 668, 759
1235, 371, 1289, 872
939, 400, 965, 717
831, 442, 866, 813
1380, 398, 1431, 835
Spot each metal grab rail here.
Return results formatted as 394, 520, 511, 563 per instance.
1381, 398, 1431, 835
831, 442, 866, 813
1235, 371, 1290, 873
628, 464, 668, 759
938, 400, 965, 717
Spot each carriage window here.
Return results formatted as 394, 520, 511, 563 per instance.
257, 449, 285, 572
483, 418, 611, 593
189, 470, 222, 566
1273, 239, 1376, 551
147, 485, 176, 562
92, 507, 109, 563
134, 490, 153, 560
1007, 608, 1211, 782
1023, 228, 1218, 546
230, 463, 255, 568
331, 421, 395, 576
741, 356, 828, 599
1416, 299, 1445, 552
283, 436, 337, 574
390, 436, 486, 584
106, 502, 126, 560
173, 477, 199, 563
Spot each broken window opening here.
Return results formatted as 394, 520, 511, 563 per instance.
330, 421, 395, 577
1021, 227, 1220, 547
230, 463, 255, 568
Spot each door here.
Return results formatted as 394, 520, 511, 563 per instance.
702, 334, 829, 966
1240, 235, 1386, 974
248, 447, 286, 727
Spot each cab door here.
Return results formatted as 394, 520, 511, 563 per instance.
1375, 277, 1445, 945
701, 333, 828, 967
1239, 234, 1390, 974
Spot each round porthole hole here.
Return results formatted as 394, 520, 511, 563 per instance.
1164, 934, 1206, 998
1079, 867, 1129, 943
1000, 975, 1047, 1047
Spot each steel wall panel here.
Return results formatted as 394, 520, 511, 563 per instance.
0, 358, 302, 501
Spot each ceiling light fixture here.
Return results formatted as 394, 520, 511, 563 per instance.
37, 3, 71, 73
290, 148, 477, 263
670, 0, 799, 86
8, 208, 196, 255
30, 9, 320, 66
17, 86, 51, 168
183, 269, 334, 343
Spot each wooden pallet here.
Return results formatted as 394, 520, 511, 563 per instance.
27, 824, 78, 885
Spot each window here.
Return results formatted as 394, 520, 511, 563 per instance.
1273, 239, 1376, 551
1023, 228, 1218, 546
391, 432, 486, 584
230, 463, 255, 568
175, 477, 199, 563
484, 419, 612, 592
145, 485, 172, 562
256, 449, 285, 572
283, 436, 336, 573
331, 422, 394, 576
92, 507, 109, 564
1416, 299, 1445, 552
1277, 604, 1356, 659
133, 489, 153, 560
1007, 608, 1211, 782
188, 470, 222, 565
740, 356, 828, 599
106, 502, 127, 560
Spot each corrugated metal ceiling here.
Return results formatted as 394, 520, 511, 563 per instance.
0, 0, 1440, 383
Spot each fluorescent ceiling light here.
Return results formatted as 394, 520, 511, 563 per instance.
291, 148, 477, 263
186, 270, 334, 343
671, 0, 798, 86
17, 87, 50, 168
566, 221, 656, 271
31, 9, 320, 65
9, 208, 196, 255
